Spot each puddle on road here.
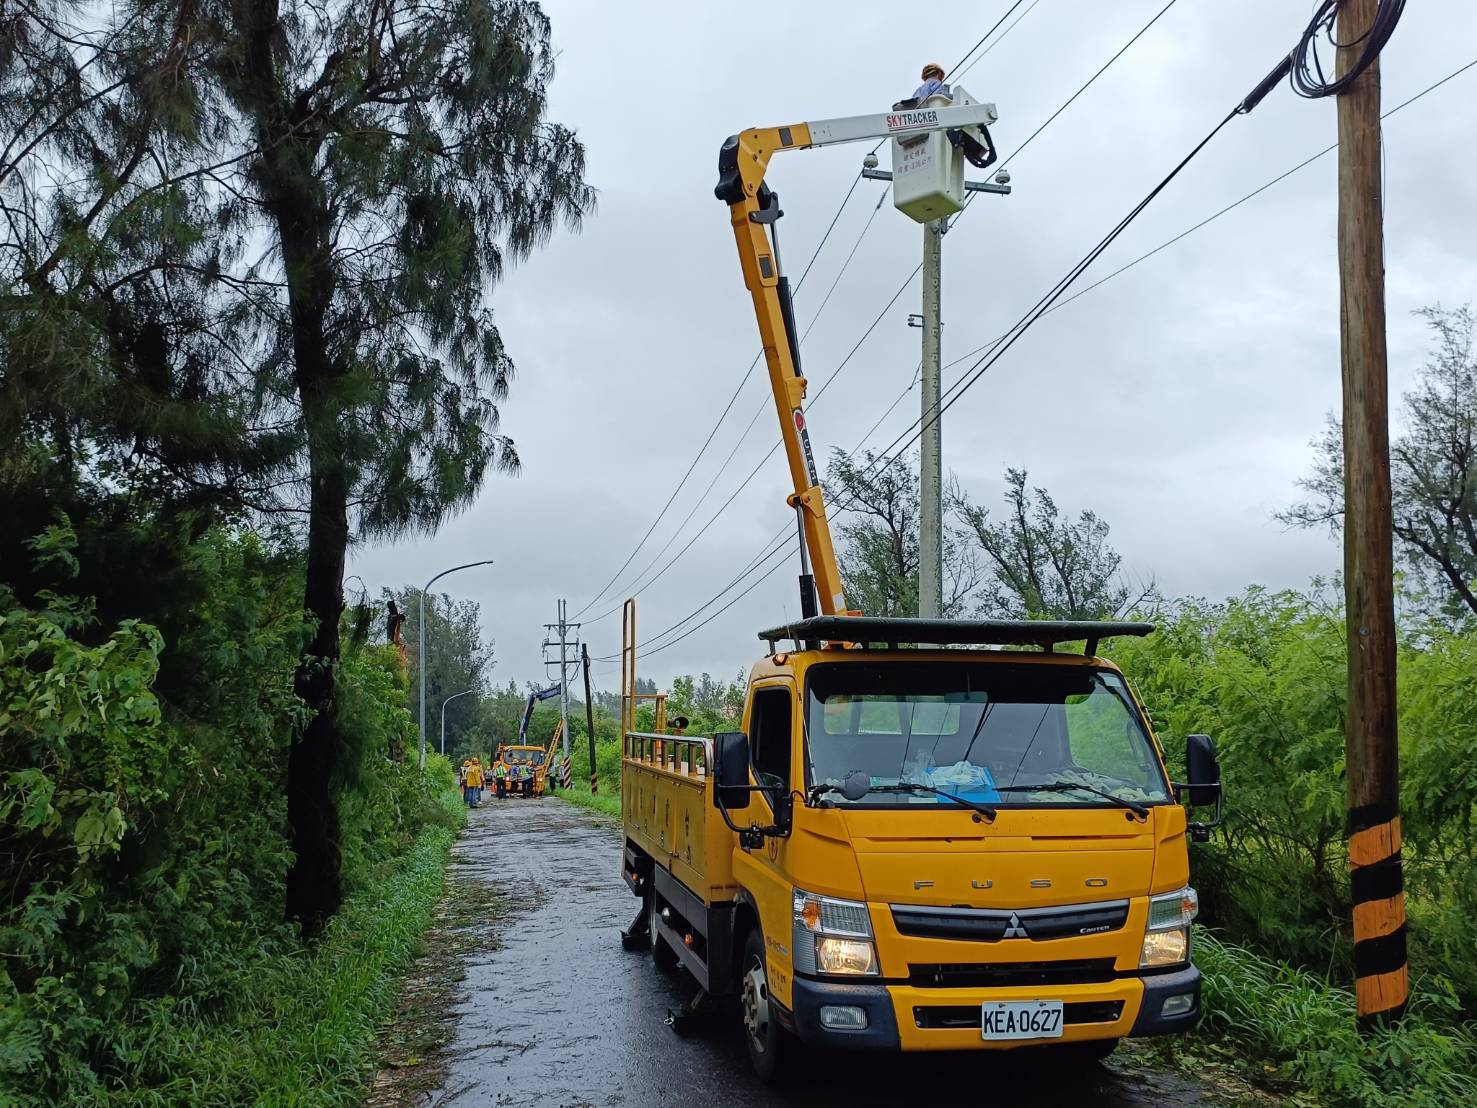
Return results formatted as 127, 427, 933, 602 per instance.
414, 799, 1243, 1108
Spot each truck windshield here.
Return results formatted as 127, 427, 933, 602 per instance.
805, 661, 1169, 808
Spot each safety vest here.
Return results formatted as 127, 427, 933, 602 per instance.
494, 762, 507, 779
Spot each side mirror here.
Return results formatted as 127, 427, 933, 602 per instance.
1185, 734, 1221, 807
713, 731, 752, 812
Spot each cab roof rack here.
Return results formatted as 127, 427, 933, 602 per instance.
757, 616, 1154, 657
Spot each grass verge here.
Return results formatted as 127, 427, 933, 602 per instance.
104, 820, 461, 1107
550, 780, 620, 819
1154, 930, 1477, 1107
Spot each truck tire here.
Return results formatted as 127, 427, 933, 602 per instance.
648, 892, 678, 972
740, 928, 787, 1083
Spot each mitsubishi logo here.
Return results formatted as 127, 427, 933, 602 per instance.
1002, 912, 1029, 939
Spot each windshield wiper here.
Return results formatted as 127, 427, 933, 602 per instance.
995, 780, 1150, 818
813, 780, 996, 821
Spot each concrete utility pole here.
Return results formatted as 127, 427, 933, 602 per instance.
919, 218, 945, 619
544, 600, 579, 760
417, 560, 493, 773
1336, 0, 1406, 1028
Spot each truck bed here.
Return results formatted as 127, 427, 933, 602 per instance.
621, 733, 736, 905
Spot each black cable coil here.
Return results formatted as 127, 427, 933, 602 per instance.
1290, 0, 1406, 99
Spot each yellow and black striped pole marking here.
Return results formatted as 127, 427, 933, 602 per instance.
1348, 803, 1408, 1026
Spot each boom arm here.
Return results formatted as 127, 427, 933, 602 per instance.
714, 99, 998, 617
517, 685, 561, 744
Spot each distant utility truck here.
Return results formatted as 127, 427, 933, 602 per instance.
613, 97, 1222, 1082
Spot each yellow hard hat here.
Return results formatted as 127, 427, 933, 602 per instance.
921, 62, 945, 80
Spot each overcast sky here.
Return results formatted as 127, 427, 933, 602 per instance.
348, 0, 1477, 695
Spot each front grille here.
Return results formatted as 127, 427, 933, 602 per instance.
913, 1000, 1124, 1030
909, 958, 1116, 989
891, 899, 1130, 942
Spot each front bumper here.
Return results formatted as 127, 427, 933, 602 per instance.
783, 963, 1201, 1051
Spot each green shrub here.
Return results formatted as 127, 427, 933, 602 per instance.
1194, 930, 1477, 1107
100, 823, 458, 1107
1110, 584, 1477, 1009
0, 522, 460, 1102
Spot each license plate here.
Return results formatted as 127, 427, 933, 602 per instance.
981, 1000, 1064, 1040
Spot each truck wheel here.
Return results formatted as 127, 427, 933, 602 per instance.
648, 892, 678, 972
741, 929, 786, 1083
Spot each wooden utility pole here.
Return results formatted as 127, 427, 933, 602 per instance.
1336, 0, 1406, 1028
582, 644, 599, 794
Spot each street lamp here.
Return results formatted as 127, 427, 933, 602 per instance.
440, 689, 475, 756
418, 560, 493, 771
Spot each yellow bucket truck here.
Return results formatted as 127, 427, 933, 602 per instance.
617, 94, 1223, 1081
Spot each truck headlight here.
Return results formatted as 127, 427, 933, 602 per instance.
1140, 927, 1189, 967
1140, 886, 1197, 968
793, 888, 878, 977
815, 937, 878, 975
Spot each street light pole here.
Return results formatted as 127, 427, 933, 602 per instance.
418, 560, 493, 772
440, 689, 475, 756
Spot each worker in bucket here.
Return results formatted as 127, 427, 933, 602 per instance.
913, 61, 949, 101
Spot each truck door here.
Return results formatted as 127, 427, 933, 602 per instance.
740, 680, 799, 1005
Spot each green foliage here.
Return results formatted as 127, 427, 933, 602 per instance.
1111, 582, 1477, 1008
554, 781, 621, 820
0, 524, 461, 1103
100, 822, 459, 1107
1192, 930, 1477, 1107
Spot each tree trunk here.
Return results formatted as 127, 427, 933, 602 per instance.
278, 209, 347, 937
286, 453, 348, 934
234, 0, 350, 935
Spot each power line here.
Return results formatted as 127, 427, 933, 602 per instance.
593, 2, 1181, 648
946, 1, 1029, 79
611, 361, 944, 661
999, 0, 1183, 175
595, 6, 1049, 622
580, 194, 892, 628
604, 2, 1176, 624
953, 0, 1044, 83
618, 29, 1424, 664
570, 173, 866, 619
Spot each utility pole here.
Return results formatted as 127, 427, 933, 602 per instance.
918, 217, 945, 619
861, 80, 1007, 621
544, 600, 578, 760
1336, 0, 1406, 1029
581, 643, 599, 793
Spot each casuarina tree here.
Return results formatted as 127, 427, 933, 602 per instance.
1283, 304, 1477, 621
207, 0, 592, 934
4, 0, 592, 936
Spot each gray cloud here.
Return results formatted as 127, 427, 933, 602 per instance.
349, 0, 1477, 691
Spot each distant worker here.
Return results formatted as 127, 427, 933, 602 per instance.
913, 62, 949, 101
464, 758, 485, 807
493, 757, 508, 799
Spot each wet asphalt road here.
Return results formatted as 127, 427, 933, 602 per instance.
429, 798, 1222, 1108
